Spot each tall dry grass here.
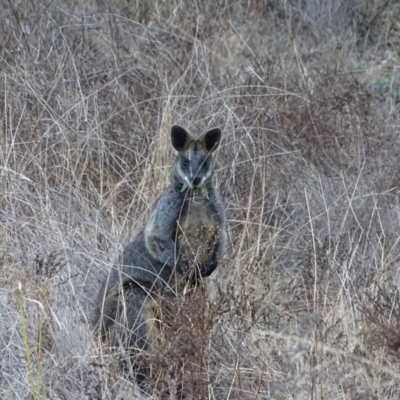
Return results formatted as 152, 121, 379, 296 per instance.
1, 0, 400, 398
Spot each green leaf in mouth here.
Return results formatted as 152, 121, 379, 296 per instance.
181, 183, 208, 200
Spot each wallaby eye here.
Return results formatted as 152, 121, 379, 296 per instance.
181, 158, 190, 168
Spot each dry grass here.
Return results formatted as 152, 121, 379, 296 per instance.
1, 0, 400, 398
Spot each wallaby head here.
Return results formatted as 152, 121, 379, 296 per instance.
171, 125, 221, 189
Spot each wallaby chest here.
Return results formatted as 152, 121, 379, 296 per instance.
176, 189, 220, 267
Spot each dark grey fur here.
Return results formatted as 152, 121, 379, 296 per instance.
94, 125, 226, 385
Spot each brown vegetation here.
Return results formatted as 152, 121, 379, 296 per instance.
1, 0, 400, 398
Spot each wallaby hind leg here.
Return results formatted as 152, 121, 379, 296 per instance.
97, 277, 160, 381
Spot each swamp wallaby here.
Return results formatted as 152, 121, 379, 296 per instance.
95, 125, 226, 389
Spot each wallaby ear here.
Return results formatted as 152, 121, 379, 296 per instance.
171, 125, 191, 152
201, 127, 222, 153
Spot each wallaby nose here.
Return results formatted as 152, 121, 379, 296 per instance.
192, 176, 202, 187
